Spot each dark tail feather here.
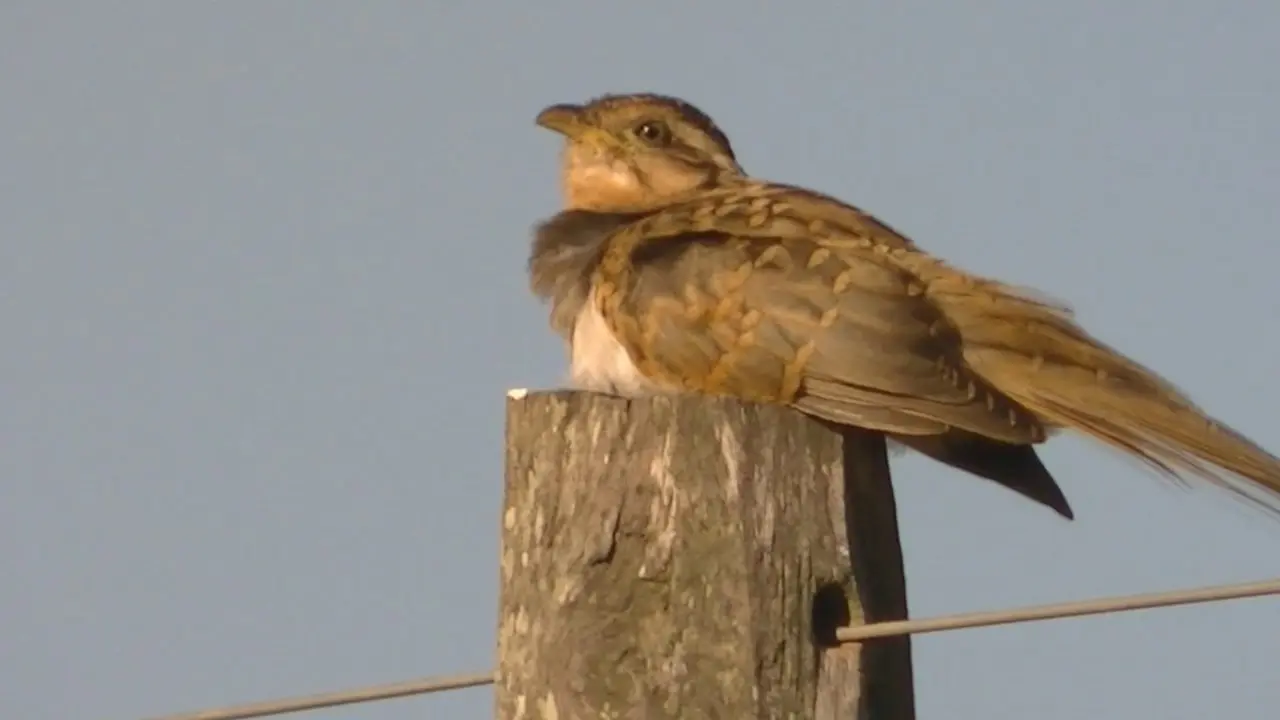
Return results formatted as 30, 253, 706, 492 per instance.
895, 432, 1074, 519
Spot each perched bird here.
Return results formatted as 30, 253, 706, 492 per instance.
527, 92, 1280, 520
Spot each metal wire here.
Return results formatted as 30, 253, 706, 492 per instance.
143, 671, 494, 720
838, 577, 1280, 641
145, 576, 1280, 720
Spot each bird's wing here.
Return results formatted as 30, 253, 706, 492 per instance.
594, 182, 1045, 443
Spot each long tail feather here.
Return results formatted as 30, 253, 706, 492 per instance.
946, 287, 1280, 513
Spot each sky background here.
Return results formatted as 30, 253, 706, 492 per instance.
2, 3, 1278, 719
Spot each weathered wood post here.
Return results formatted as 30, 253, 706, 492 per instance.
497, 391, 915, 719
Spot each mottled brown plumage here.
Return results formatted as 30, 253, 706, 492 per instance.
527, 92, 1280, 519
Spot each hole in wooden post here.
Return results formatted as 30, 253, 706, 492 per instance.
811, 582, 851, 648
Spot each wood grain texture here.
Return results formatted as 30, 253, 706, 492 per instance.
496, 391, 915, 719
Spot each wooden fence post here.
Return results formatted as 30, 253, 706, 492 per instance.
496, 391, 915, 719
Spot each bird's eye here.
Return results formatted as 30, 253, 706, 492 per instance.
634, 120, 672, 145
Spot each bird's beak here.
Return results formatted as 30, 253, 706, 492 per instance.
535, 103, 587, 138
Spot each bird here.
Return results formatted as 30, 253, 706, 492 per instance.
526, 92, 1280, 520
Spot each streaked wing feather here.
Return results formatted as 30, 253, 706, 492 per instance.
599, 213, 1042, 443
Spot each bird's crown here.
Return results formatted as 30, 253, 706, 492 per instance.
536, 92, 738, 166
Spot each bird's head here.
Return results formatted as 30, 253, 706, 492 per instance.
535, 93, 745, 212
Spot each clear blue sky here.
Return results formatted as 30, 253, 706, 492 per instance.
3, 3, 1278, 719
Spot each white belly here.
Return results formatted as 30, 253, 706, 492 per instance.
570, 296, 657, 396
